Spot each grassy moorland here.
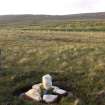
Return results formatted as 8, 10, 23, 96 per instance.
1, 19, 105, 105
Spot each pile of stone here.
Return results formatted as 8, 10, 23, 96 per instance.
21, 74, 67, 103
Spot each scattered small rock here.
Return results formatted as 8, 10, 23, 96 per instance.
74, 98, 81, 105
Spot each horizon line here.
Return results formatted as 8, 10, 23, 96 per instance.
0, 11, 105, 16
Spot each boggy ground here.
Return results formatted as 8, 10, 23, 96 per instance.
1, 27, 105, 105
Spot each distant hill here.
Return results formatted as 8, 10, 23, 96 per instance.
0, 12, 105, 24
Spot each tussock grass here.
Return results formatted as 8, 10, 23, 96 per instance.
0, 23, 105, 105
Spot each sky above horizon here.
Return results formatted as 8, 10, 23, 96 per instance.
0, 0, 105, 15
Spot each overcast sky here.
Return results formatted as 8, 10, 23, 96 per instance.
0, 0, 105, 15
